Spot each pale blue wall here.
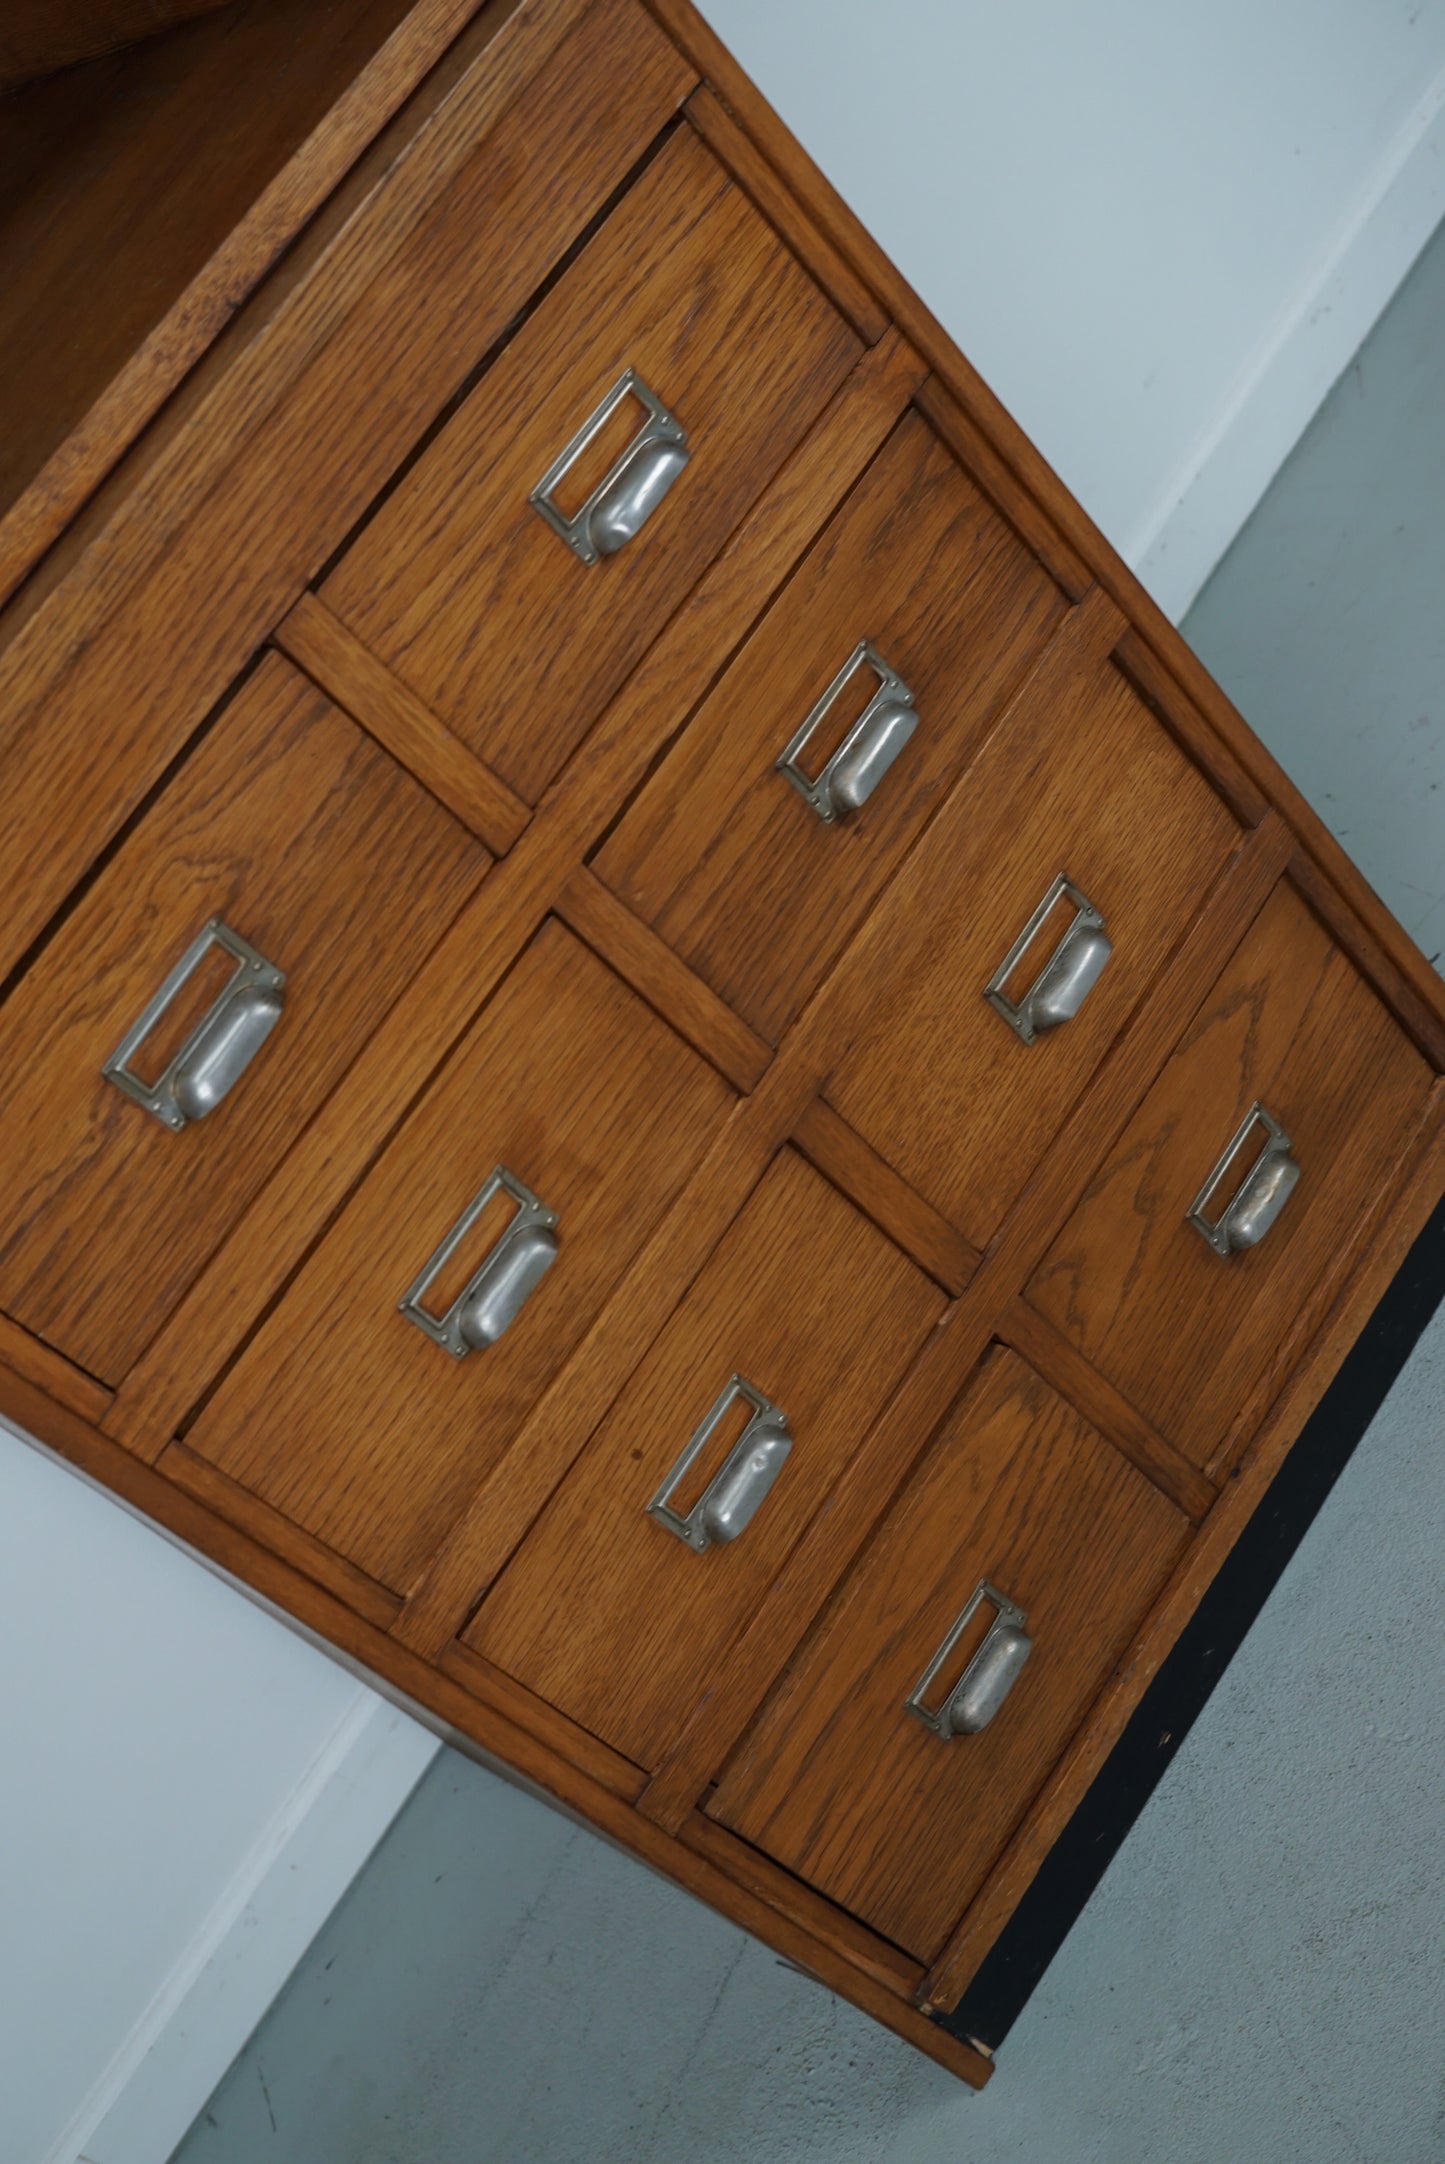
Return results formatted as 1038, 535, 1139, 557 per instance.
169, 213, 1445, 2164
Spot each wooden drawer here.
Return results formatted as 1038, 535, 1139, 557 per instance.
592, 410, 1066, 1041
181, 921, 733, 1597
819, 647, 1243, 1246
707, 1349, 1188, 1961
1028, 880, 1436, 1471
466, 1149, 945, 1769
0, 653, 486, 1384
321, 123, 862, 807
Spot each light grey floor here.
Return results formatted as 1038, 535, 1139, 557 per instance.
171, 215, 1445, 2164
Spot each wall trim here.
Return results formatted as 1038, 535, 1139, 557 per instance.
1132, 60, 1445, 621
50, 1689, 440, 2164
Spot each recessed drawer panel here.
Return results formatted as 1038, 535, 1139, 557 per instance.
822, 651, 1243, 1247
322, 125, 862, 806
466, 1149, 945, 1769
708, 1349, 1187, 1961
1027, 880, 1436, 1470
0, 654, 487, 1383
593, 411, 1066, 1042
183, 922, 733, 1594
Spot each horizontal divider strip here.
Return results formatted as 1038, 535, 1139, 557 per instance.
792, 1098, 978, 1295
0, 1314, 111, 1426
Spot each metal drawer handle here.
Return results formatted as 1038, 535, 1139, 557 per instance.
985, 874, 1112, 1046
399, 1165, 559, 1357
101, 917, 285, 1131
777, 640, 918, 823
647, 1374, 793, 1554
906, 1580, 1033, 1739
1187, 1101, 1300, 1257
529, 367, 689, 565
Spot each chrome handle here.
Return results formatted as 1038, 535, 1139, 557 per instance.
399, 1165, 559, 1357
906, 1580, 1033, 1739
647, 1374, 792, 1553
776, 640, 918, 822
985, 874, 1112, 1045
102, 918, 285, 1131
1187, 1101, 1300, 1257
529, 367, 689, 565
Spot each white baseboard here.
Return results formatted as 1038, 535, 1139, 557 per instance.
52, 1690, 440, 2164
1130, 61, 1445, 622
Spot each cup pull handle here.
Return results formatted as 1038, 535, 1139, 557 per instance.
647, 1374, 793, 1553
529, 367, 690, 565
776, 640, 919, 822
985, 874, 1112, 1046
906, 1580, 1033, 1739
1187, 1101, 1301, 1256
101, 917, 286, 1131
399, 1165, 559, 1357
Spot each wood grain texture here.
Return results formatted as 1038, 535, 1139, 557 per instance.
556, 867, 771, 1091
276, 592, 530, 853
0, 1315, 111, 1426
0, 0, 236, 88
324, 123, 862, 802
641, 0, 1445, 1060
0, 1354, 992, 2087
709, 1348, 1188, 1960
638, 818, 1293, 1835
468, 1151, 944, 1767
0, 0, 693, 986
1029, 878, 1436, 1468
184, 921, 732, 1592
440, 1640, 647, 1801
0, 652, 486, 1383
792, 1098, 978, 1296
594, 410, 1066, 1041
103, 330, 922, 1462
922, 1086, 1445, 2012
824, 638, 1242, 1247
0, 0, 489, 590
682, 85, 888, 343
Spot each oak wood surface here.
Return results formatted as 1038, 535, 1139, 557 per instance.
0, 0, 693, 987
594, 410, 1066, 1041
0, 1353, 991, 2087
1029, 878, 1437, 1468
823, 646, 1242, 1246
709, 1348, 1188, 1960
324, 123, 861, 803
183, 921, 732, 1592
921, 1086, 1445, 2012
468, 1151, 944, 1767
0, 0, 236, 89
638, 817, 1293, 1835
104, 330, 922, 1462
276, 592, 530, 853
791, 1098, 978, 1296
0, 652, 486, 1383
642, 0, 1445, 1053
0, 1314, 112, 1426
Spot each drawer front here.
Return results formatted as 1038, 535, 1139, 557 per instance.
183, 922, 733, 1594
466, 1149, 945, 1769
822, 650, 1242, 1245
1028, 881, 1436, 1469
0, 654, 486, 1382
593, 412, 1067, 1041
322, 124, 862, 806
708, 1349, 1187, 1960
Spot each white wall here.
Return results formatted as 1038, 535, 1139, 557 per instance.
10, 7, 1445, 2159
699, 0, 1445, 618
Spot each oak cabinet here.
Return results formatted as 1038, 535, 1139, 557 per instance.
2, 0, 1441, 2093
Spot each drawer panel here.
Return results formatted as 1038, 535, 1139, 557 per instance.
0, 654, 486, 1382
466, 1149, 945, 1769
1028, 880, 1436, 1469
823, 650, 1243, 1246
322, 124, 862, 805
593, 411, 1066, 1043
708, 1349, 1187, 1961
183, 922, 733, 1594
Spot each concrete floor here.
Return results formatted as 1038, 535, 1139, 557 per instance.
171, 214, 1445, 2163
